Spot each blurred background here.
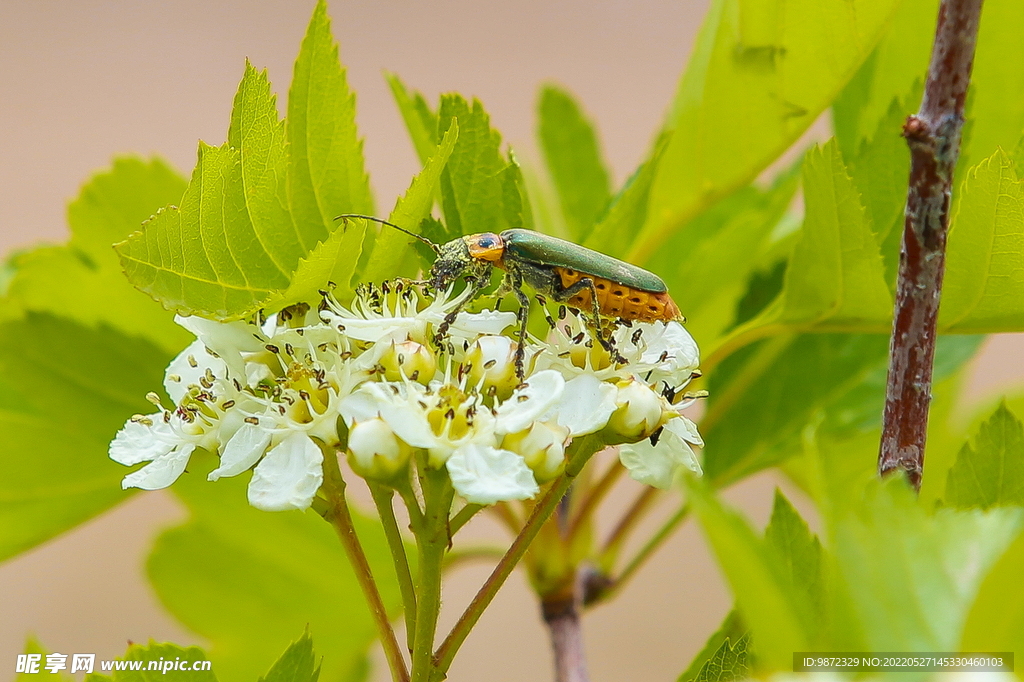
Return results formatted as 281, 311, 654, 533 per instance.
1, 1, 1022, 680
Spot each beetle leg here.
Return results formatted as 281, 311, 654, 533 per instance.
510, 278, 532, 380
554, 278, 627, 365
434, 270, 492, 345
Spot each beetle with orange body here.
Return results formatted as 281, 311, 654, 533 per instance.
338, 215, 685, 377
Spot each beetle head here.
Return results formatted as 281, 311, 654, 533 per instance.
429, 237, 493, 292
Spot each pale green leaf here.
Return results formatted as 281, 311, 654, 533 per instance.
6, 158, 189, 354
776, 141, 892, 329
677, 611, 746, 682
831, 479, 1023, 651
437, 95, 510, 237
148, 454, 397, 682
258, 631, 320, 682
945, 402, 1024, 509
500, 149, 533, 230
961, 528, 1024, 654
692, 635, 750, 682
637, 0, 901, 263
537, 85, 611, 240
940, 150, 1024, 332
0, 315, 170, 561
385, 73, 438, 166
115, 142, 290, 319
686, 478, 808, 671
362, 122, 459, 283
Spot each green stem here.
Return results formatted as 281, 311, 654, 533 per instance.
409, 467, 454, 682
319, 444, 409, 682
370, 482, 418, 653
449, 503, 484, 536
432, 437, 604, 680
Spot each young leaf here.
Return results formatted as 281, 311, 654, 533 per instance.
773, 141, 892, 330
961, 528, 1024, 654
945, 402, 1024, 509
147, 454, 398, 682
500, 149, 533, 230
115, 142, 292, 319
940, 150, 1024, 332
287, 0, 374, 299
6, 158, 189, 353
685, 478, 809, 671
385, 72, 439, 166
537, 85, 611, 240
831, 478, 1023, 651
258, 631, 320, 682
637, 0, 902, 263
0, 314, 170, 561
436, 95, 510, 237
691, 635, 750, 682
677, 610, 747, 682
112, 642, 215, 682
361, 121, 460, 283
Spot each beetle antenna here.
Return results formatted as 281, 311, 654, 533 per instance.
334, 213, 441, 254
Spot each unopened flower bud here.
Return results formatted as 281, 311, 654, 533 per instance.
465, 335, 518, 397
501, 421, 569, 483
606, 379, 666, 442
380, 340, 436, 384
347, 418, 411, 480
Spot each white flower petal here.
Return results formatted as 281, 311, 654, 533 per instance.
554, 374, 617, 435
164, 340, 227, 403
665, 413, 704, 448
208, 423, 272, 481
618, 418, 703, 489
449, 309, 517, 336
446, 444, 539, 505
247, 433, 324, 511
109, 414, 174, 465
495, 370, 565, 434
121, 443, 196, 490
338, 389, 384, 426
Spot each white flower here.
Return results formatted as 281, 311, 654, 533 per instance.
612, 319, 700, 388
246, 433, 324, 511
445, 443, 539, 504
347, 417, 410, 480
618, 415, 704, 488
110, 411, 216, 491
606, 378, 670, 441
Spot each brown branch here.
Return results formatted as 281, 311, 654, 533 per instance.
879, 0, 985, 490
542, 591, 590, 682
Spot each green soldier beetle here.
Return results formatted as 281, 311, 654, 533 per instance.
336, 214, 685, 378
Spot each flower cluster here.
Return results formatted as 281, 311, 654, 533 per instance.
110, 283, 704, 511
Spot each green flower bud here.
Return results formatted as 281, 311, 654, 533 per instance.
347, 418, 411, 481
380, 340, 436, 384
465, 335, 519, 398
606, 379, 666, 442
501, 421, 569, 483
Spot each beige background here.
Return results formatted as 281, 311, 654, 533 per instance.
1, 2, 1022, 681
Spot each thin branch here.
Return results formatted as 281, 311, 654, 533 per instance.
369, 483, 418, 653
879, 0, 985, 490
320, 446, 409, 682
567, 458, 625, 541
449, 503, 484, 536
432, 437, 604, 679
542, 593, 590, 682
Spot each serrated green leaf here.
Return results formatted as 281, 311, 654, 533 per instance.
692, 634, 750, 682
686, 478, 808, 671
6, 158, 189, 354
0, 314, 169, 560
115, 142, 291, 319
148, 454, 397, 682
940, 150, 1024, 332
677, 610, 746, 682
500, 149, 533, 230
361, 121, 459, 283
961, 528, 1024, 654
15, 639, 75, 682
258, 631, 320, 682
636, 0, 901, 263
775, 141, 892, 329
945, 402, 1024, 509
537, 86, 611, 240
437, 95, 512, 237
110, 642, 215, 682
385, 73, 438, 166
831, 478, 1023, 651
